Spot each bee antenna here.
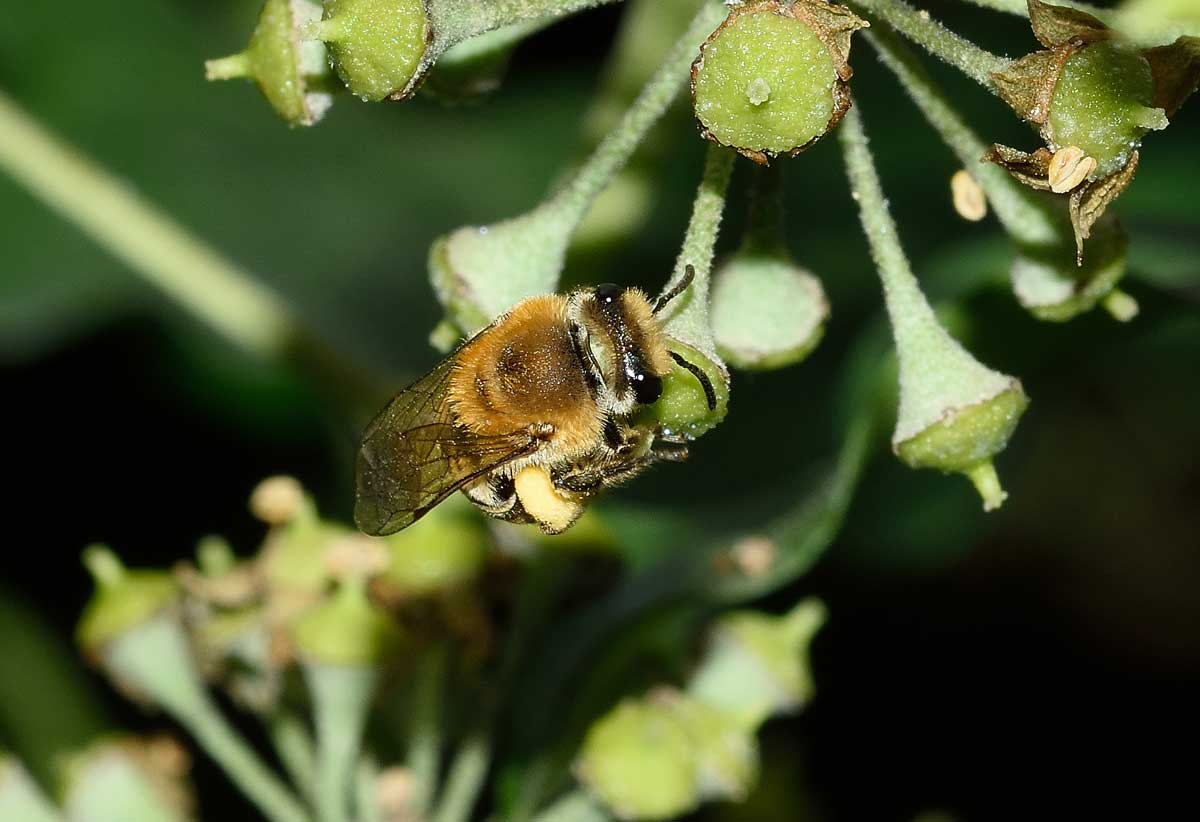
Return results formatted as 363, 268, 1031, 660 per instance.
669, 350, 717, 411
653, 265, 695, 314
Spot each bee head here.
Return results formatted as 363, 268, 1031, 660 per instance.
568, 283, 673, 414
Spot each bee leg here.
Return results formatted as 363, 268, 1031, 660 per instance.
464, 474, 533, 524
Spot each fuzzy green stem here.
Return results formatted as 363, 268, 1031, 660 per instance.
529, 789, 612, 822
0, 758, 64, 822
865, 26, 1063, 247
105, 617, 309, 822
837, 107, 942, 340
961, 0, 1199, 45
849, 0, 1011, 88
430, 731, 492, 822
543, 0, 729, 226
268, 709, 318, 807
307, 665, 378, 822
0, 90, 292, 356
657, 144, 737, 360
429, 0, 624, 49
406, 646, 447, 819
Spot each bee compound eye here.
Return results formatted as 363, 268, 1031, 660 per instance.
632, 371, 663, 405
594, 283, 623, 305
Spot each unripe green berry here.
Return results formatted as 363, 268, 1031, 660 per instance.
895, 385, 1028, 511
691, 1, 865, 163
711, 252, 828, 370
310, 0, 431, 102
651, 690, 758, 804
636, 340, 729, 439
1048, 41, 1167, 176
575, 696, 699, 820
291, 578, 403, 666
1011, 214, 1132, 321
688, 599, 825, 731
77, 546, 178, 655
205, 0, 332, 127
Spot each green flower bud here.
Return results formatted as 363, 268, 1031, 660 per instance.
889, 314, 1030, 512
257, 487, 347, 597
61, 737, 193, 822
691, 0, 867, 164
653, 691, 758, 803
76, 546, 178, 656
1047, 41, 1167, 177
307, 0, 432, 102
635, 340, 730, 440
205, 0, 333, 127
291, 577, 403, 667
429, 206, 572, 335
1010, 214, 1134, 322
712, 256, 827, 370
575, 696, 699, 821
375, 495, 488, 598
688, 599, 826, 731
711, 167, 828, 370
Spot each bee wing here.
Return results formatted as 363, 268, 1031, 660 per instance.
355, 356, 540, 536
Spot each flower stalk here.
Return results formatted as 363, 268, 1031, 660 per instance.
430, 0, 728, 334
838, 105, 1027, 510
865, 25, 1136, 321
849, 0, 1011, 87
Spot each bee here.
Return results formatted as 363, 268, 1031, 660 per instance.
354, 267, 717, 536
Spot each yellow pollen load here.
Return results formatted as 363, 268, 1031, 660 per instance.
514, 465, 583, 534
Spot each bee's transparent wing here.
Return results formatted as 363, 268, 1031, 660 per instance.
355, 357, 540, 536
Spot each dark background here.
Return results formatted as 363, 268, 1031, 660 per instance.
2, 0, 1198, 819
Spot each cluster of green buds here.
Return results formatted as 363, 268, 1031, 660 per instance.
988, 0, 1199, 260
575, 599, 826, 820
70, 475, 495, 822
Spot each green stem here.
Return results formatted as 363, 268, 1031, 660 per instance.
658, 143, 737, 360
544, 0, 729, 224
864, 26, 1064, 248
848, 0, 1011, 88
406, 646, 447, 819
0, 90, 292, 356
429, 731, 492, 822
430, 0, 625, 49
837, 105, 943, 349
105, 617, 310, 822
307, 665, 378, 822
268, 709, 318, 807
961, 0, 1199, 44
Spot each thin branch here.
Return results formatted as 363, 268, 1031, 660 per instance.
657, 144, 737, 361
0, 89, 292, 356
864, 26, 1063, 247
849, 0, 1011, 88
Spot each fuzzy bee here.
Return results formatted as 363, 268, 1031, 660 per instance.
354, 268, 716, 536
